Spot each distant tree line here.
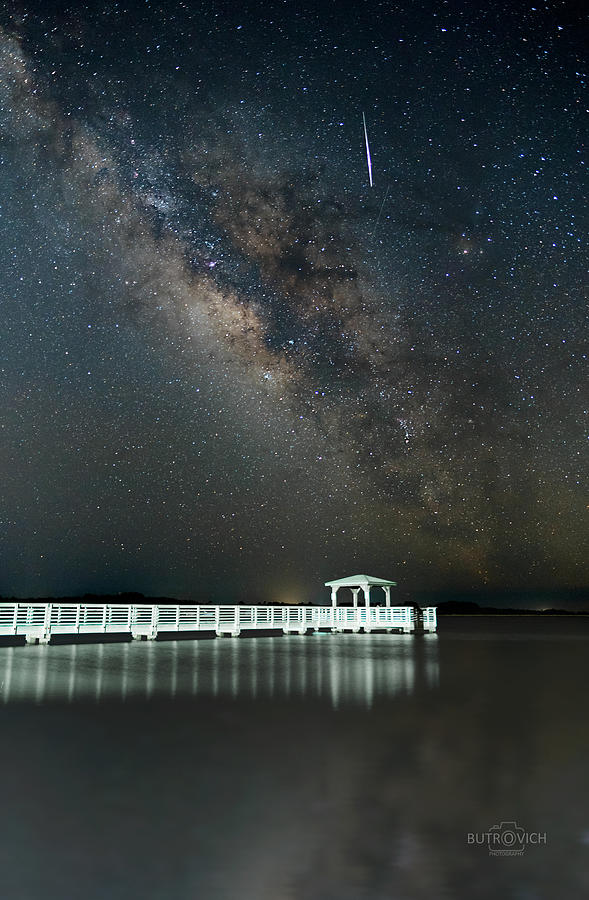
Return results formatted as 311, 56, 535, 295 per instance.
0, 593, 587, 613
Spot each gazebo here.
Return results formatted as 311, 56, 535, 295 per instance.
325, 574, 397, 609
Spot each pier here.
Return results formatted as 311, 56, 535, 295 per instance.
0, 602, 436, 645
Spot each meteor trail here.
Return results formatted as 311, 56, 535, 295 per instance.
362, 112, 373, 187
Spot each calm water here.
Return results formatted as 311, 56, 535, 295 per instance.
0, 618, 587, 899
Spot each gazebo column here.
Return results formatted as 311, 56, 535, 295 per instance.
331, 587, 338, 608
362, 585, 371, 632
383, 586, 391, 607
351, 588, 360, 607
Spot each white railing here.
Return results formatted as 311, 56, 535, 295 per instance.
0, 603, 436, 643
422, 607, 437, 630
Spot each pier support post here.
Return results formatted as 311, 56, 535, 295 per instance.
403, 607, 413, 633
147, 606, 158, 640
42, 604, 52, 644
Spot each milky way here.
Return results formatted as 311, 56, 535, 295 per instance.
0, 1, 586, 601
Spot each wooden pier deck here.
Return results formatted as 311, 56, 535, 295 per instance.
0, 603, 436, 644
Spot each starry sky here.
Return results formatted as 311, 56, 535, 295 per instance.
0, 0, 586, 603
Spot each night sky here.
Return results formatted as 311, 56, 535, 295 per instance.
0, 0, 586, 603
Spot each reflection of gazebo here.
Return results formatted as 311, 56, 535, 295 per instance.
325, 575, 397, 609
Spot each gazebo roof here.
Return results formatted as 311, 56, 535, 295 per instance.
325, 574, 397, 588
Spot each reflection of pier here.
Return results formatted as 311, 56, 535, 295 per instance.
0, 603, 437, 645
0, 633, 439, 707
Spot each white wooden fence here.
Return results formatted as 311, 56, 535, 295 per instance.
0, 602, 436, 644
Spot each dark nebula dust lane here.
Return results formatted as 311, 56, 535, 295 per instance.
0, 1, 586, 601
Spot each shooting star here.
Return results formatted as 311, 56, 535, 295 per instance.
362, 112, 373, 187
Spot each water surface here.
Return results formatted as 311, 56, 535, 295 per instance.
0, 618, 587, 899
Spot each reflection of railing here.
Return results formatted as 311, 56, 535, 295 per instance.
0, 603, 437, 644
0, 632, 440, 706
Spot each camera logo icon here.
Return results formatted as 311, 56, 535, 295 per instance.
488, 822, 525, 855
